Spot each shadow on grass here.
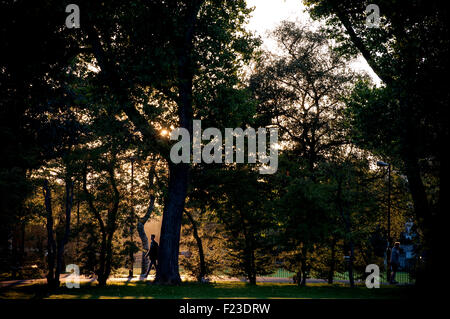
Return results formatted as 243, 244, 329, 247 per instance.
0, 281, 414, 300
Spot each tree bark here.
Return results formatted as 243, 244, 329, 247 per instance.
300, 246, 307, 287
330, 2, 393, 85
248, 244, 257, 286
43, 177, 73, 289
327, 237, 337, 284
155, 163, 189, 284
403, 152, 431, 242
294, 271, 302, 286
85, 1, 205, 285
155, 0, 204, 285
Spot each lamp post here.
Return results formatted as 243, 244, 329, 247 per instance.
377, 160, 391, 282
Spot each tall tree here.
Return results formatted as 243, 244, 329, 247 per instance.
200, 168, 277, 285
304, 0, 449, 288
42, 172, 74, 289
250, 21, 361, 286
69, 0, 258, 284
250, 21, 359, 161
82, 156, 121, 287
0, 0, 81, 274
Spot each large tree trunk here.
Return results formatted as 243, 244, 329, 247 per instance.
327, 237, 337, 284
247, 244, 257, 285
85, 1, 205, 286
402, 141, 433, 289
300, 246, 307, 287
154, 1, 204, 285
155, 163, 189, 284
294, 271, 302, 286
248, 273, 257, 285
403, 147, 448, 293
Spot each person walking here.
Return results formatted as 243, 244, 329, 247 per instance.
144, 234, 159, 278
390, 242, 401, 284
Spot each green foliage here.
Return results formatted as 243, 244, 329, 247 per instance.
179, 213, 227, 280
344, 81, 402, 160
189, 167, 277, 283
0, 0, 429, 289
304, 1, 449, 283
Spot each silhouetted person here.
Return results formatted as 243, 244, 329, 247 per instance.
390, 242, 401, 284
144, 234, 158, 278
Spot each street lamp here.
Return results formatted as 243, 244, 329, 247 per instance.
377, 160, 391, 282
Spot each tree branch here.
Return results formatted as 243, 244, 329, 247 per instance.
330, 2, 393, 85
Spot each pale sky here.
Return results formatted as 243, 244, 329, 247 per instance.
245, 0, 382, 85
246, 0, 310, 39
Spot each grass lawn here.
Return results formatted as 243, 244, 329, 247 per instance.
0, 281, 412, 299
